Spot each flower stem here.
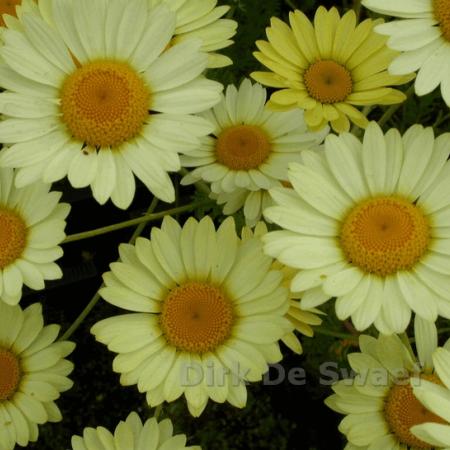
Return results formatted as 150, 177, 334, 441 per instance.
314, 327, 358, 340
378, 85, 415, 128
63, 199, 212, 244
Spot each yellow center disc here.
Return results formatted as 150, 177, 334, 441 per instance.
385, 375, 446, 448
60, 60, 150, 148
434, 0, 450, 41
303, 60, 353, 104
160, 282, 234, 353
216, 125, 271, 170
0, 208, 27, 269
340, 196, 430, 277
0, 0, 21, 27
0, 348, 20, 400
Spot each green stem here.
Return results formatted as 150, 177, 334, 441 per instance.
154, 405, 163, 420
314, 327, 358, 340
377, 85, 415, 128
352, 0, 362, 20
284, 0, 297, 10
63, 200, 212, 244
59, 198, 159, 342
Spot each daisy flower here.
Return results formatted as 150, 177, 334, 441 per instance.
181, 78, 328, 224
251, 7, 413, 133
0, 0, 222, 209
362, 0, 450, 106
241, 222, 323, 355
264, 121, 450, 333
91, 215, 291, 417
71, 411, 200, 450
0, 301, 75, 450
411, 345, 450, 448
149, 0, 238, 68
0, 167, 69, 305
325, 316, 446, 449
0, 0, 51, 29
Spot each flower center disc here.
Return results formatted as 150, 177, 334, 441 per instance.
160, 282, 234, 353
303, 60, 353, 104
0, 0, 21, 27
385, 375, 446, 448
0, 348, 20, 400
340, 196, 430, 277
60, 60, 150, 148
434, 0, 450, 41
0, 208, 27, 269
216, 125, 271, 170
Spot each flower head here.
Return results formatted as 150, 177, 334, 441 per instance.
0, 301, 75, 450
251, 7, 413, 132
264, 121, 450, 333
71, 411, 201, 450
362, 0, 450, 106
0, 0, 222, 208
91, 216, 291, 416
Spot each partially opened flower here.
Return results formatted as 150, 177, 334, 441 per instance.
326, 317, 446, 449
362, 0, 450, 106
0, 0, 222, 208
412, 345, 450, 448
0, 301, 75, 450
149, 0, 238, 68
0, 167, 69, 305
241, 222, 323, 355
71, 411, 200, 450
251, 7, 413, 132
264, 121, 450, 333
181, 78, 327, 224
91, 216, 291, 416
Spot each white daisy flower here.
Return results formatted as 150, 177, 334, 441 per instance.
91, 215, 291, 417
412, 344, 450, 449
0, 0, 222, 209
149, 0, 237, 68
0, 167, 69, 305
263, 121, 450, 333
326, 316, 446, 449
71, 411, 200, 450
241, 222, 323, 355
0, 0, 52, 30
181, 78, 328, 223
362, 0, 450, 106
0, 301, 75, 450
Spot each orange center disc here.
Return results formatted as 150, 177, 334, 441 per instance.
303, 60, 353, 104
60, 60, 150, 148
0, 348, 21, 400
434, 0, 450, 41
160, 282, 234, 353
0, 208, 27, 269
0, 0, 21, 27
340, 196, 430, 277
385, 374, 446, 448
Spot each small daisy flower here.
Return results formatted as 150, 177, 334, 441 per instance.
0, 301, 75, 450
0, 0, 222, 209
181, 78, 328, 223
71, 411, 200, 450
0, 0, 51, 29
149, 0, 238, 68
362, 0, 450, 106
326, 316, 446, 449
412, 345, 450, 448
91, 216, 291, 417
264, 121, 450, 333
241, 222, 323, 355
0, 167, 69, 305
251, 7, 413, 133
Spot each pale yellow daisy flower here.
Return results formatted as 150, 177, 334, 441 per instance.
264, 121, 450, 333
91, 216, 291, 417
0, 301, 75, 450
0, 167, 69, 305
71, 411, 201, 450
0, 0, 222, 208
251, 7, 413, 132
326, 316, 446, 449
